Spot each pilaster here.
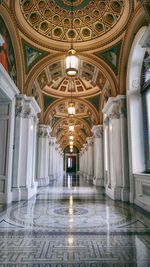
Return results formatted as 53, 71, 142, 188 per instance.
102, 95, 129, 201
37, 124, 52, 186
92, 125, 104, 186
12, 94, 41, 200
86, 137, 94, 181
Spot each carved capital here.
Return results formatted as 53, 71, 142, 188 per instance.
109, 111, 120, 120
34, 116, 39, 125
38, 125, 51, 138
92, 125, 103, 138
87, 137, 94, 146
15, 104, 33, 119
104, 116, 109, 125
119, 98, 127, 118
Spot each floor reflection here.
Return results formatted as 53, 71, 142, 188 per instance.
0, 173, 150, 266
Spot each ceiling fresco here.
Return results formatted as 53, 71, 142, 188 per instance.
22, 40, 49, 73
94, 40, 122, 75
20, 0, 125, 43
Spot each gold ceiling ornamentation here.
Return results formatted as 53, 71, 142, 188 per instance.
19, 0, 125, 43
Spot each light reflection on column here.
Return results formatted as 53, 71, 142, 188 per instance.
67, 174, 72, 188
69, 194, 73, 231
68, 235, 74, 247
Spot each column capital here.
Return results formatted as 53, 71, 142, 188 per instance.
86, 137, 94, 146
102, 95, 126, 119
16, 94, 41, 118
55, 144, 59, 151
38, 124, 52, 138
91, 125, 103, 138
49, 137, 56, 145
83, 143, 88, 151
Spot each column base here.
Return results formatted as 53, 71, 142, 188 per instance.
121, 187, 129, 202
12, 184, 37, 201
106, 186, 129, 201
86, 175, 93, 181
49, 175, 56, 182
38, 177, 49, 187
12, 188, 20, 202
20, 185, 37, 200
93, 177, 104, 187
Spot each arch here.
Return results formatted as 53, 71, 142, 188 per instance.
126, 26, 148, 202
120, 5, 147, 94
44, 97, 99, 126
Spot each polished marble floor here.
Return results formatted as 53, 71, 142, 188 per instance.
0, 173, 150, 266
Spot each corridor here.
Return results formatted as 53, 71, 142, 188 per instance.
0, 173, 150, 266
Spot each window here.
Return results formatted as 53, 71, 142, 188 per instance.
141, 53, 150, 172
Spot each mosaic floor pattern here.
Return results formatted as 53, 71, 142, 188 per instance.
0, 173, 150, 267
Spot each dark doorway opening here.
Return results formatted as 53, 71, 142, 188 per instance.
67, 156, 76, 172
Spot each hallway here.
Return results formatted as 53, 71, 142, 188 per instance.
0, 173, 150, 266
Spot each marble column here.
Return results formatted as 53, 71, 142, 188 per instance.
92, 125, 104, 186
84, 144, 88, 178
48, 137, 53, 181
49, 137, 56, 180
52, 141, 57, 179
37, 124, 51, 186
86, 137, 94, 181
103, 117, 110, 187
79, 151, 82, 173
82, 145, 86, 177
12, 94, 41, 201
102, 95, 129, 201
60, 151, 64, 175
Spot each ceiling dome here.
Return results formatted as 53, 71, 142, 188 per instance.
55, 0, 90, 10
20, 0, 125, 43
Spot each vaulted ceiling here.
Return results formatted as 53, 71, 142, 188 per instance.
0, 0, 146, 152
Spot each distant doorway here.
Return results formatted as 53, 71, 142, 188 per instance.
67, 156, 76, 172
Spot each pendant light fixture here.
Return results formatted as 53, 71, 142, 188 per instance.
66, 0, 78, 76
68, 78, 75, 115
69, 124, 74, 132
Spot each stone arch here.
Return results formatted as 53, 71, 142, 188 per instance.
126, 26, 148, 201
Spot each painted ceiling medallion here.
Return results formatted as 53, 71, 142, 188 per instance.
55, 0, 90, 10
20, 0, 125, 43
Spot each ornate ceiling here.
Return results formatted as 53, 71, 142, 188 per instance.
0, 0, 140, 152
20, 0, 125, 43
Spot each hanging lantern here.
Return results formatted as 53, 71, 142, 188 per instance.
69, 124, 74, 132
70, 141, 73, 145
70, 136, 74, 140
68, 102, 75, 115
66, 49, 78, 76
